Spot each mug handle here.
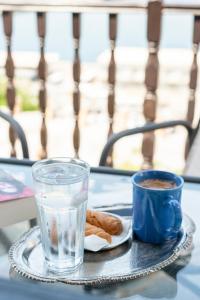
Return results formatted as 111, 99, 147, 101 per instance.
161, 197, 182, 237
169, 199, 182, 233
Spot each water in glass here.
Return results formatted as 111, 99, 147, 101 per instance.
32, 158, 89, 274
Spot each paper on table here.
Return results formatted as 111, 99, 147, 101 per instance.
84, 218, 131, 252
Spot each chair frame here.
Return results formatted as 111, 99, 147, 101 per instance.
99, 120, 199, 167
0, 110, 29, 159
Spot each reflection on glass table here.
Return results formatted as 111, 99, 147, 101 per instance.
0, 159, 199, 300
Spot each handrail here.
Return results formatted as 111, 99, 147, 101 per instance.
0, 0, 200, 13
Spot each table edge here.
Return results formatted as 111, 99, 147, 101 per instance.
0, 158, 199, 184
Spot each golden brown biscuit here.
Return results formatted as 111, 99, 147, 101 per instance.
85, 222, 112, 243
86, 210, 123, 235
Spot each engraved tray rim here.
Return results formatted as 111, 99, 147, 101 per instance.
8, 214, 195, 286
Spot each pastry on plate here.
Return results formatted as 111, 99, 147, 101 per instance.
85, 222, 112, 243
86, 210, 123, 235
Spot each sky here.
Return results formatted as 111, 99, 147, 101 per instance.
0, 12, 193, 61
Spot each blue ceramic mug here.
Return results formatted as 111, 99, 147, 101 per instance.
132, 170, 184, 244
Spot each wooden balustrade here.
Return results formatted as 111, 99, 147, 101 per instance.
2, 11, 16, 157
187, 16, 200, 125
142, 0, 162, 169
106, 13, 117, 166
37, 12, 48, 159
72, 13, 81, 158
185, 16, 200, 157
1, 1, 200, 167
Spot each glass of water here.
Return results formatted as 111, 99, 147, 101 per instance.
32, 157, 90, 274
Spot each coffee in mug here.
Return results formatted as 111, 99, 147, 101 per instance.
139, 179, 176, 189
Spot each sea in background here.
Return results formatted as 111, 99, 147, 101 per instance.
0, 12, 194, 61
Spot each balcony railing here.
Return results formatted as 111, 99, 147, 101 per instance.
0, 0, 200, 169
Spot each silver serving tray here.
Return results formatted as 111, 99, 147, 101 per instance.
9, 214, 195, 286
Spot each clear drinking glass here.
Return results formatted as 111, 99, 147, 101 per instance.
32, 157, 90, 274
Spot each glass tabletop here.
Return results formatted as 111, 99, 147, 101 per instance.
0, 160, 200, 300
